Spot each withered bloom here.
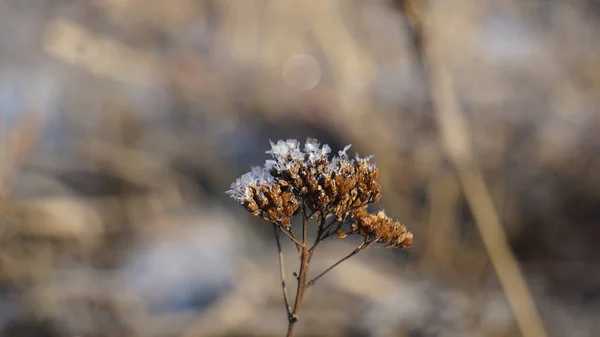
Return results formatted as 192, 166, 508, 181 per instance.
349, 207, 413, 248
226, 166, 298, 227
226, 138, 412, 249
227, 138, 412, 337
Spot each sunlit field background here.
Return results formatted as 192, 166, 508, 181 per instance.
0, 1, 599, 336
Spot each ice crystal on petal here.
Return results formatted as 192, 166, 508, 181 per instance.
226, 166, 273, 203
304, 138, 321, 153
355, 154, 376, 169
328, 157, 339, 170
266, 139, 303, 161
265, 159, 277, 171
340, 144, 352, 157
356, 154, 374, 162
226, 174, 252, 203
304, 138, 332, 163
252, 166, 274, 184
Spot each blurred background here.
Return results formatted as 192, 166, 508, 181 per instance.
0, 0, 599, 336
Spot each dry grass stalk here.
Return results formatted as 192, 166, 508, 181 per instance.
0, 113, 41, 199
422, 1, 548, 337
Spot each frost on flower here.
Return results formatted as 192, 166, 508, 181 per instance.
226, 166, 273, 203
227, 138, 413, 337
303, 138, 321, 153
226, 138, 411, 249
264, 139, 305, 174
328, 144, 353, 172
304, 138, 331, 163
340, 144, 352, 156
266, 139, 304, 161
355, 153, 377, 170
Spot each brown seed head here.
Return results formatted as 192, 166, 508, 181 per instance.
226, 138, 412, 248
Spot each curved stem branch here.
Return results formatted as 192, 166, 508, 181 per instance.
279, 226, 303, 249
273, 225, 292, 318
307, 241, 368, 287
286, 205, 311, 337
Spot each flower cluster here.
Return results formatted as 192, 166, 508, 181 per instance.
227, 138, 412, 249
227, 166, 299, 227
347, 207, 413, 248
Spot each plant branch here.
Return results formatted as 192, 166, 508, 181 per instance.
302, 204, 308, 245
273, 225, 292, 318
323, 219, 344, 239
307, 215, 328, 264
307, 241, 368, 287
279, 226, 303, 248
320, 204, 365, 240
309, 215, 328, 250
307, 204, 326, 219
286, 205, 311, 337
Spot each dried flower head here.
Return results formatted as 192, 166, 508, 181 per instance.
226, 166, 298, 227
227, 138, 412, 248
227, 138, 412, 336
348, 207, 413, 248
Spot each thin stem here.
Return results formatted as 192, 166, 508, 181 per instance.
320, 203, 365, 240
302, 204, 308, 244
322, 220, 345, 240
307, 241, 368, 287
320, 216, 340, 240
321, 203, 368, 240
307, 204, 326, 219
286, 206, 311, 337
273, 225, 292, 318
279, 226, 303, 248
308, 215, 328, 256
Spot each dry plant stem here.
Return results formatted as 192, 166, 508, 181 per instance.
323, 219, 341, 238
307, 205, 325, 219
430, 69, 548, 337
279, 226, 303, 248
307, 214, 329, 262
286, 206, 311, 337
307, 241, 367, 287
423, 3, 548, 336
273, 225, 292, 317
